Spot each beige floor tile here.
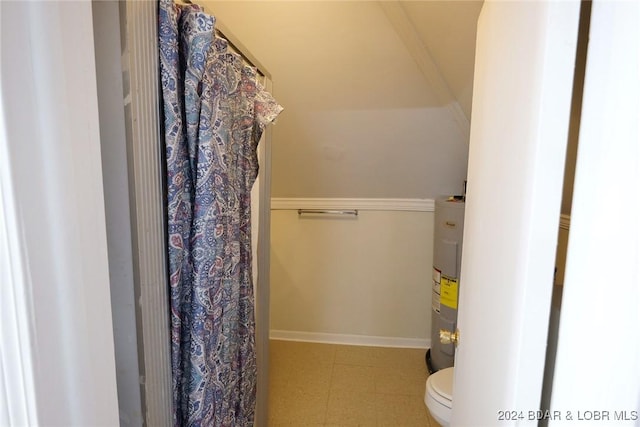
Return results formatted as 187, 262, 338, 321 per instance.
330, 364, 376, 394
286, 362, 333, 396
427, 410, 441, 427
268, 392, 328, 425
323, 425, 376, 427
270, 339, 337, 367
267, 424, 326, 427
324, 424, 377, 427
335, 344, 428, 371
269, 340, 433, 426
268, 367, 289, 391
268, 376, 305, 411
375, 393, 431, 426
334, 344, 385, 367
325, 390, 378, 425
375, 366, 428, 396
374, 347, 429, 375
399, 349, 430, 377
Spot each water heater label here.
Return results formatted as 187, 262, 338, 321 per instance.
432, 289, 440, 313
440, 276, 458, 309
432, 268, 441, 313
432, 268, 441, 284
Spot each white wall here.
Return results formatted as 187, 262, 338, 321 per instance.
201, 0, 477, 348
204, 1, 474, 349
0, 1, 119, 424
270, 203, 433, 347
203, 1, 470, 199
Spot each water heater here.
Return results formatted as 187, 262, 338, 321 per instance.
428, 197, 465, 373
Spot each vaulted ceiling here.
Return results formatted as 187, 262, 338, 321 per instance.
204, 1, 483, 198
402, 1, 483, 119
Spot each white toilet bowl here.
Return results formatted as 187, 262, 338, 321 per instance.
424, 367, 454, 427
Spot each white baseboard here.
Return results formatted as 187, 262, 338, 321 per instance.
270, 329, 430, 349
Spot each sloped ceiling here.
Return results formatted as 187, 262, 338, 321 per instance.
402, 1, 484, 119
203, 1, 482, 199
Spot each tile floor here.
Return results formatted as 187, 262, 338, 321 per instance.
268, 340, 439, 426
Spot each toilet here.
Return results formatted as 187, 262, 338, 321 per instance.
424, 367, 454, 426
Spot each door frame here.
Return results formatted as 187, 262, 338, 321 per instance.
549, 0, 640, 419
451, 1, 581, 424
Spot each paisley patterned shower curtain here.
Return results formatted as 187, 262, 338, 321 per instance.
158, 0, 282, 425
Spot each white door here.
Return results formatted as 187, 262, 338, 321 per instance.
0, 1, 119, 424
549, 1, 640, 422
450, 1, 581, 425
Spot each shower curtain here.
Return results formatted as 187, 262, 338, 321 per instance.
158, 0, 283, 425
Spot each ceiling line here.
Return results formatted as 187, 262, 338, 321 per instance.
378, 1, 471, 141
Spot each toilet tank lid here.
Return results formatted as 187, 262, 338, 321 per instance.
431, 367, 454, 401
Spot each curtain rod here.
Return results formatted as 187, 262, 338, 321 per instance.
175, 0, 270, 79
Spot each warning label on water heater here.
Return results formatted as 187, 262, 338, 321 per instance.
440, 276, 458, 309
432, 268, 441, 313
